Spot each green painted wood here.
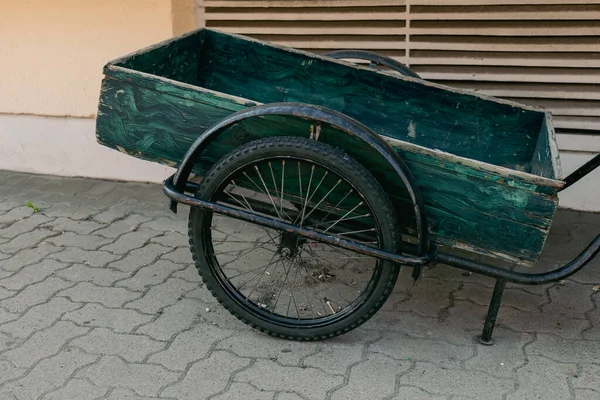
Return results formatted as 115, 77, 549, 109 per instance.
96, 28, 564, 265
530, 114, 562, 180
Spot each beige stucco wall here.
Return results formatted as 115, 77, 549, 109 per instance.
0, 0, 193, 118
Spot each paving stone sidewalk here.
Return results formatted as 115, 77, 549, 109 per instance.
0, 170, 598, 400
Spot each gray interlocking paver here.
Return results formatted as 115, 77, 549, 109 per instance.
0, 277, 73, 313
216, 334, 319, 366
39, 204, 100, 221
3, 321, 89, 368
0, 287, 17, 301
56, 264, 130, 286
58, 282, 142, 308
162, 351, 250, 399
235, 359, 344, 400
1, 242, 62, 272
46, 231, 112, 251
525, 333, 600, 364
276, 394, 305, 400
41, 217, 104, 235
0, 228, 58, 254
140, 216, 187, 234
302, 343, 363, 375
124, 277, 197, 314
0, 259, 69, 291
148, 324, 230, 371
0, 206, 33, 225
542, 281, 596, 316
49, 246, 120, 267
62, 303, 154, 333
103, 387, 170, 400
464, 329, 534, 378
456, 283, 546, 312
99, 229, 162, 255
330, 353, 409, 400
135, 298, 203, 341
70, 328, 165, 362
396, 278, 459, 318
160, 247, 194, 265
77, 356, 181, 397
391, 386, 446, 400
115, 260, 185, 291
507, 356, 576, 400
150, 231, 188, 248
0, 171, 599, 399
212, 382, 275, 400
107, 243, 171, 273
0, 360, 27, 387
370, 332, 474, 369
574, 364, 600, 391
1, 347, 98, 400
0, 213, 53, 239
94, 214, 152, 238
2, 297, 82, 339
574, 389, 600, 400
400, 362, 514, 399
41, 378, 109, 400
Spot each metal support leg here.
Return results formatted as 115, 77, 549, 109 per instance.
478, 280, 506, 345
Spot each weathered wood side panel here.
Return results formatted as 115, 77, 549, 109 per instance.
530, 113, 563, 180
96, 72, 559, 264
117, 30, 205, 87
195, 30, 545, 171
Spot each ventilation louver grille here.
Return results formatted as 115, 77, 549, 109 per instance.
198, 1, 600, 152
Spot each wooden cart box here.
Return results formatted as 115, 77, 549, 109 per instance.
96, 28, 563, 266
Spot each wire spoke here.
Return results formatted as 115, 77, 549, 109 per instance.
299, 164, 315, 227
322, 201, 365, 234
253, 165, 283, 220
237, 252, 280, 291
230, 180, 255, 212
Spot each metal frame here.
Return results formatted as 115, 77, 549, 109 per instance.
164, 102, 600, 345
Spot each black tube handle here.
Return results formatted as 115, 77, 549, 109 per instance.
560, 153, 600, 192
437, 233, 600, 285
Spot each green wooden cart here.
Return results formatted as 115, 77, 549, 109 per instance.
96, 28, 600, 344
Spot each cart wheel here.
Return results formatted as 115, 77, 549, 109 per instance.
188, 136, 400, 340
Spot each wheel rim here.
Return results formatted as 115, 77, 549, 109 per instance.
199, 156, 386, 328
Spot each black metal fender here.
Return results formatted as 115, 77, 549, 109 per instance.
324, 50, 421, 79
168, 102, 430, 256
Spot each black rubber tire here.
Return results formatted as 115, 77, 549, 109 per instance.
188, 136, 400, 340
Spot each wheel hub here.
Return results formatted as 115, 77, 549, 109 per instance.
278, 231, 303, 258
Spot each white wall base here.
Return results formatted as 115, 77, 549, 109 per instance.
0, 114, 173, 183
0, 113, 598, 212
558, 151, 600, 212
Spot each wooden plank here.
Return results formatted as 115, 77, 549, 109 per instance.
97, 28, 562, 264
98, 76, 557, 263
531, 114, 562, 180
197, 29, 545, 170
